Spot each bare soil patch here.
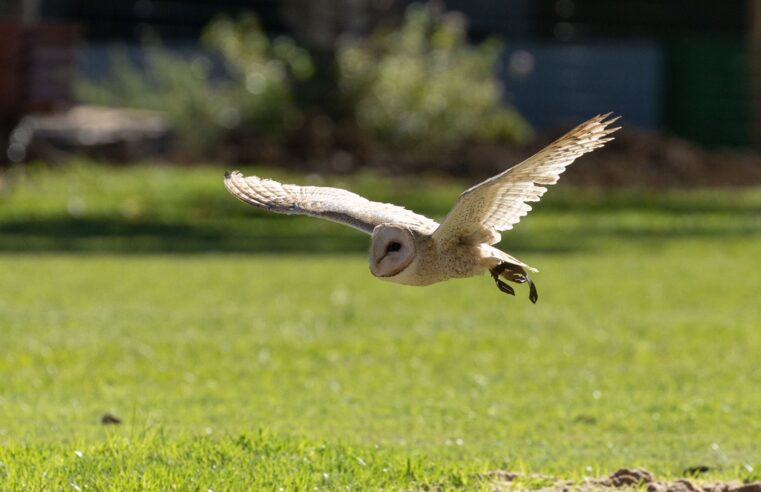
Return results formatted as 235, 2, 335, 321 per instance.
485, 468, 761, 492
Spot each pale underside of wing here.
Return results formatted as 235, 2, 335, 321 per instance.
433, 113, 621, 246
224, 171, 439, 235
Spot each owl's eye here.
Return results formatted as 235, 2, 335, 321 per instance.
387, 242, 402, 253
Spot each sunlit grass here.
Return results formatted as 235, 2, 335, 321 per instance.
0, 162, 759, 489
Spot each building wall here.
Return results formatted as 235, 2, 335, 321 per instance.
432, 0, 751, 146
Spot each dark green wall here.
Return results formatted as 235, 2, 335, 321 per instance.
665, 37, 752, 147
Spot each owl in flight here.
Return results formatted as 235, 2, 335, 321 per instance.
224, 113, 620, 303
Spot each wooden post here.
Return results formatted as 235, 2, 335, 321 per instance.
751, 0, 761, 148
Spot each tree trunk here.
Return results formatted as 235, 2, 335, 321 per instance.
279, 0, 397, 117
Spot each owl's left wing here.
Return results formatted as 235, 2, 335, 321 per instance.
224, 171, 439, 235
433, 113, 620, 246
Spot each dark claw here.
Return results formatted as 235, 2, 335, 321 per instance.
527, 277, 538, 304
495, 278, 515, 296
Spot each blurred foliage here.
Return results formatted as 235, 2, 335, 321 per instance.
76, 14, 313, 156
337, 3, 532, 150
201, 14, 313, 138
76, 3, 531, 160
77, 48, 226, 155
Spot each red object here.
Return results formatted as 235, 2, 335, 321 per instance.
0, 21, 81, 119
0, 23, 23, 116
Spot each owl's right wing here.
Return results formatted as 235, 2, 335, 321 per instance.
224, 171, 440, 235
432, 113, 620, 246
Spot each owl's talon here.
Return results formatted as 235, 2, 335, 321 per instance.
528, 277, 538, 304
490, 264, 515, 296
495, 278, 515, 296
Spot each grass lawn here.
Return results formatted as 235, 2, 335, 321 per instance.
0, 162, 760, 490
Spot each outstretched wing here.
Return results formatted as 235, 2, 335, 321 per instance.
433, 113, 620, 246
224, 171, 439, 235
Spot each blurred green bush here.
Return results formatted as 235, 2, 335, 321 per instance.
77, 3, 530, 160
338, 3, 531, 150
77, 14, 313, 156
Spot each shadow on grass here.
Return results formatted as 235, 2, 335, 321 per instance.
0, 217, 366, 254
0, 213, 760, 254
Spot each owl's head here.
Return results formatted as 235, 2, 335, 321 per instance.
369, 224, 416, 278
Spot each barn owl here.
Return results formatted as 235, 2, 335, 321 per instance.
224, 113, 620, 302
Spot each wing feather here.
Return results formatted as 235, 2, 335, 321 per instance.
433, 113, 620, 245
224, 171, 439, 235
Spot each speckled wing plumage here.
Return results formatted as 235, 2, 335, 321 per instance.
224, 171, 440, 235
433, 113, 620, 246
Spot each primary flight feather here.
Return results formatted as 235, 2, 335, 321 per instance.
224, 113, 620, 302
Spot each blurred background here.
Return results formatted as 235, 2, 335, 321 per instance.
1, 0, 759, 186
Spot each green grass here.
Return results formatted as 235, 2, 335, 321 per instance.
1, 162, 760, 489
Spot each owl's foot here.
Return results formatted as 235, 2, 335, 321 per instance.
490, 262, 538, 304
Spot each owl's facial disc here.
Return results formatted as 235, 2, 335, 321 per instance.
369, 225, 416, 278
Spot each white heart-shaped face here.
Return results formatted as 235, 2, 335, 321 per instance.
369, 224, 416, 278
